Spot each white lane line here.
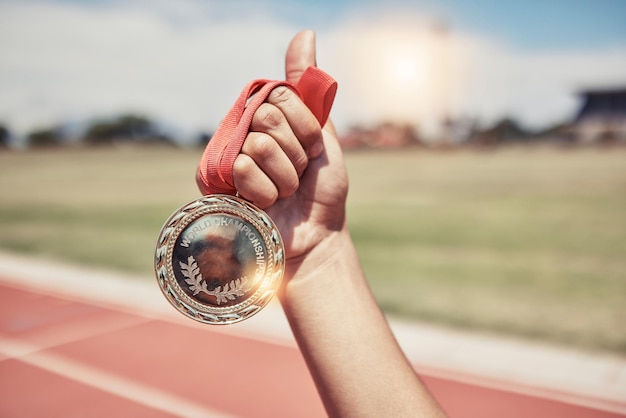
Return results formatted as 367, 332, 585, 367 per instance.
0, 254, 298, 349
2, 251, 626, 411
0, 337, 238, 418
413, 363, 626, 416
0, 313, 152, 357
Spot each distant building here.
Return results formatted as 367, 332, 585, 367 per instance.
572, 88, 626, 143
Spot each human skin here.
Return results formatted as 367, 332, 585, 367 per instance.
221, 30, 447, 418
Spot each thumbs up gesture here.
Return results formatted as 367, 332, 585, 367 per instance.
213, 31, 447, 418
231, 30, 348, 270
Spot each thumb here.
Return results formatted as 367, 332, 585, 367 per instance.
285, 30, 317, 84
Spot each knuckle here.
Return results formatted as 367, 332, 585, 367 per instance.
302, 123, 322, 144
250, 134, 276, 159
257, 187, 279, 209
293, 117, 322, 148
254, 103, 283, 130
232, 155, 255, 179
268, 86, 292, 104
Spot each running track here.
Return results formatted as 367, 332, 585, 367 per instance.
1, 253, 625, 417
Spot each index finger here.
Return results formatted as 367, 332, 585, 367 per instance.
266, 86, 324, 159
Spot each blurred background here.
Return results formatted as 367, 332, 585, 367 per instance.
1, 0, 625, 355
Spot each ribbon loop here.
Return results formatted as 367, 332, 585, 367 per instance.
197, 67, 337, 196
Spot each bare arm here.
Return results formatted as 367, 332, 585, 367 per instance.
228, 30, 447, 418
282, 228, 446, 417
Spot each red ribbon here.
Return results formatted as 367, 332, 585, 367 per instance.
197, 67, 337, 196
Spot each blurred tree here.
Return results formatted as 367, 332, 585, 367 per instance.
83, 114, 174, 145
469, 117, 532, 147
27, 126, 64, 148
0, 124, 9, 148
196, 131, 213, 148
534, 122, 576, 144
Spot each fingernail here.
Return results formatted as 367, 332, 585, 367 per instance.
309, 141, 324, 159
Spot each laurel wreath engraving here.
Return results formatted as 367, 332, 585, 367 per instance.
179, 255, 250, 305
155, 195, 285, 324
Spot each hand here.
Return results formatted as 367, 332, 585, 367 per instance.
228, 32, 447, 418
232, 30, 348, 272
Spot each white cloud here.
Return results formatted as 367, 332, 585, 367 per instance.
321, 13, 626, 137
1, 0, 625, 142
452, 36, 626, 130
0, 0, 296, 139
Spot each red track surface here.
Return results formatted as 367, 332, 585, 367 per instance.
1, 282, 624, 418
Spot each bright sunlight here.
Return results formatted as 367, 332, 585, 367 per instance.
330, 18, 460, 138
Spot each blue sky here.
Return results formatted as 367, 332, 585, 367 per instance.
386, 0, 626, 50
452, 0, 626, 49
209, 0, 626, 49
60, 0, 626, 49
1, 0, 625, 141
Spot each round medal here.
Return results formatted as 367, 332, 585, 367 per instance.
154, 195, 284, 325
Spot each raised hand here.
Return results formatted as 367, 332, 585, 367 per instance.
201, 30, 447, 417
232, 30, 348, 269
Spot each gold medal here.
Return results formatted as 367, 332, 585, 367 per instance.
154, 195, 284, 325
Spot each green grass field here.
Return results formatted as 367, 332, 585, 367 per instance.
1, 145, 625, 354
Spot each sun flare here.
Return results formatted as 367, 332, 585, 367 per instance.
329, 20, 461, 139
384, 46, 430, 91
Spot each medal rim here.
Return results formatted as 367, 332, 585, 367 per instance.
155, 194, 284, 325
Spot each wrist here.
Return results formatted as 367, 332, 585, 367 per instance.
284, 226, 351, 279
278, 226, 363, 305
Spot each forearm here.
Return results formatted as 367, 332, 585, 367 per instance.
280, 228, 447, 418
